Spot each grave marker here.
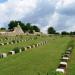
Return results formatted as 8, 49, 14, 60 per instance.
9, 51, 15, 55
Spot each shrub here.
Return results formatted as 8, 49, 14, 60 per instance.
4, 43, 7, 45
12, 40, 16, 43
21, 47, 25, 51
12, 47, 20, 53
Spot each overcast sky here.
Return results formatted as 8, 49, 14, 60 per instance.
0, 0, 75, 33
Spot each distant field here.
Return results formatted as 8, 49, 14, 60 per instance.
0, 35, 72, 75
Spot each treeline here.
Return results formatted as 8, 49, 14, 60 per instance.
47, 27, 75, 35
61, 31, 75, 35
8, 21, 40, 33
0, 20, 75, 35
0, 28, 6, 31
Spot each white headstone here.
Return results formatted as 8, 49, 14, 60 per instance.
56, 68, 65, 73
60, 62, 67, 66
25, 40, 26, 41
62, 57, 69, 60
9, 51, 15, 55
19, 49, 22, 53
1, 43, 4, 45
33, 45, 35, 48
66, 51, 71, 54
68, 47, 72, 50
24, 47, 27, 51
28, 46, 31, 49
21, 40, 23, 42
11, 42, 14, 44
37, 44, 39, 47
3, 53, 7, 58
6, 42, 9, 45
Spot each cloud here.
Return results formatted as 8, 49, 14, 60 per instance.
22, 0, 58, 33
0, 0, 38, 27
0, 0, 7, 3
54, 0, 75, 32
56, 0, 75, 16
0, 0, 75, 33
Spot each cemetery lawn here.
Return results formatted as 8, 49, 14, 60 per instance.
0, 36, 47, 53
0, 36, 71, 75
67, 38, 75, 75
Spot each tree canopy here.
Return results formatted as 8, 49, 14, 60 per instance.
61, 31, 69, 35
8, 20, 40, 33
0, 27, 6, 30
32, 26, 40, 32
47, 27, 56, 34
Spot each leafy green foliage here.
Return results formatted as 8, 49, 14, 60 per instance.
8, 21, 17, 30
32, 26, 40, 32
12, 47, 20, 53
47, 27, 56, 34
8, 20, 40, 33
61, 31, 69, 35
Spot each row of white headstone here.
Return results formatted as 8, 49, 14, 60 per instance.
0, 37, 26, 41
0, 38, 32, 46
56, 47, 73, 74
0, 41, 47, 58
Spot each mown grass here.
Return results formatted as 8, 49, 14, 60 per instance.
0, 36, 71, 75
66, 38, 75, 75
0, 35, 47, 53
55, 72, 64, 75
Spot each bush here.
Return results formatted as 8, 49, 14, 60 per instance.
12, 47, 20, 53
21, 47, 25, 51
12, 40, 16, 43
4, 43, 7, 45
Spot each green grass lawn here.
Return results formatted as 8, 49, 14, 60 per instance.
0, 36, 46, 53
0, 36, 71, 75
66, 38, 75, 75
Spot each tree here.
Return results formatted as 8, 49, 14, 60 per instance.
70, 32, 75, 35
25, 23, 40, 33
47, 27, 56, 34
25, 23, 33, 33
0, 27, 6, 30
8, 21, 17, 30
61, 31, 69, 35
8, 20, 25, 31
25, 23, 31, 31
8, 20, 40, 33
32, 26, 40, 32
